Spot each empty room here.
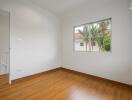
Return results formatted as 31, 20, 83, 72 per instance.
0, 0, 132, 100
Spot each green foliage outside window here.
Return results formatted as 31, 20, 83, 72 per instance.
75, 18, 111, 52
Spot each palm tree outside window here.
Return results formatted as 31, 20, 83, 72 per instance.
74, 18, 111, 52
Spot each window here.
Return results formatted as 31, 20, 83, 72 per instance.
74, 18, 112, 52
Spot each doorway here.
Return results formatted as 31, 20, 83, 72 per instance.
0, 9, 10, 86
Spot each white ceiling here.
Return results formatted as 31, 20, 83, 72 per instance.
28, 0, 131, 15
29, 0, 87, 15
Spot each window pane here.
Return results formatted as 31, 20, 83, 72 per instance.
74, 18, 112, 52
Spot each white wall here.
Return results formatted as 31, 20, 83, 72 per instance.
62, 0, 132, 85
0, 10, 9, 52
0, 0, 61, 80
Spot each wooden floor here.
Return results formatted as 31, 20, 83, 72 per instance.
0, 74, 9, 88
0, 68, 132, 100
